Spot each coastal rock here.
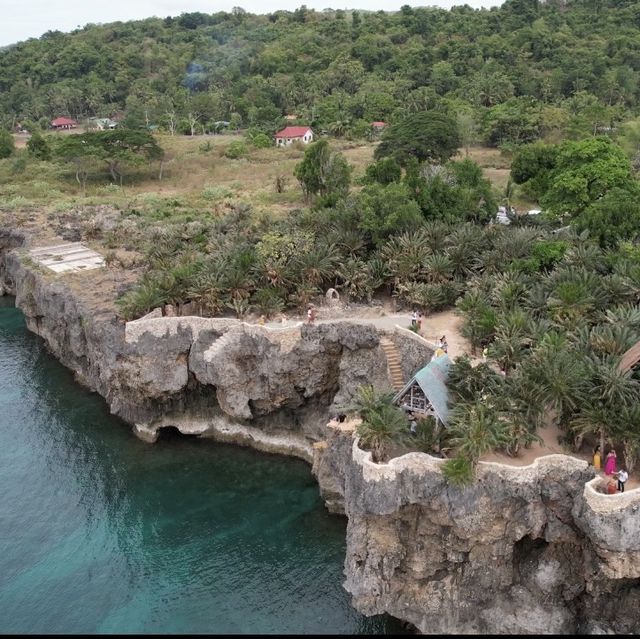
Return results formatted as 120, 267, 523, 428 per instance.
329, 429, 640, 634
2, 235, 639, 635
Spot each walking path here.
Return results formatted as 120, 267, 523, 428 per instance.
258, 305, 638, 491
264, 309, 473, 359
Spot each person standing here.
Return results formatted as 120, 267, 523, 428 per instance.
441, 336, 448, 353
617, 467, 629, 493
593, 445, 601, 471
417, 312, 423, 334
604, 449, 617, 476
411, 310, 418, 329
307, 304, 316, 324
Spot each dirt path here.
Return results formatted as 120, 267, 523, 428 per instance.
264, 307, 473, 358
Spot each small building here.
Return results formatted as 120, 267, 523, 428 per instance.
274, 126, 313, 147
51, 117, 77, 130
371, 121, 387, 133
284, 114, 298, 121
392, 354, 451, 425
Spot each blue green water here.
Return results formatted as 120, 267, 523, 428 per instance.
0, 297, 401, 634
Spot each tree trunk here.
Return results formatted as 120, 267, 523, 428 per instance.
573, 432, 584, 452
109, 162, 118, 183
623, 439, 636, 474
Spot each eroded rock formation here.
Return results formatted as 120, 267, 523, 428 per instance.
2, 234, 638, 634
313, 423, 640, 634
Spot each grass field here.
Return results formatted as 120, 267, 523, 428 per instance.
1, 132, 537, 223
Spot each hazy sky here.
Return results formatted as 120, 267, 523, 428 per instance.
1, 0, 504, 47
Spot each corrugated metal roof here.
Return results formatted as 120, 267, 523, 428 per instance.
393, 354, 451, 424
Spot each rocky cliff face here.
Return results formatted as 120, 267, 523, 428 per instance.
313, 424, 640, 634
3, 235, 638, 635
0, 237, 430, 450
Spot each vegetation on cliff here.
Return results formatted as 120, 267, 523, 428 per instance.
1, 3, 640, 474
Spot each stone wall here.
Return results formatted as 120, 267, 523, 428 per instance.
326, 428, 640, 634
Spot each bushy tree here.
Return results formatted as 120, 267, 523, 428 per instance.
26, 131, 51, 160
294, 139, 351, 201
541, 137, 634, 218
0, 129, 15, 159
375, 111, 461, 166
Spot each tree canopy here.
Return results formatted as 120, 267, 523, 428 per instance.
375, 112, 461, 167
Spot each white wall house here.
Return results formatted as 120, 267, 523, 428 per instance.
274, 126, 313, 146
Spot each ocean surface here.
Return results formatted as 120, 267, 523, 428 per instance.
0, 297, 403, 634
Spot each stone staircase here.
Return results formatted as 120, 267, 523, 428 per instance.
379, 336, 405, 392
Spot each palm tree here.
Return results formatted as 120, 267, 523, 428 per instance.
187, 271, 225, 316
604, 303, 640, 331
489, 321, 531, 375
293, 242, 338, 289
350, 385, 395, 419
424, 253, 453, 284
381, 231, 431, 286
447, 401, 509, 463
356, 403, 408, 463
336, 258, 375, 302
524, 345, 585, 429
456, 289, 497, 352
612, 405, 640, 473
570, 403, 611, 454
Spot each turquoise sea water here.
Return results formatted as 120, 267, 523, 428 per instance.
0, 297, 401, 634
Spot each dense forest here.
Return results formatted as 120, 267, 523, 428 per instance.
2, 2, 640, 478
3, 0, 640, 145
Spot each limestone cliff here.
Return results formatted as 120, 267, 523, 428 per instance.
0, 236, 430, 450
3, 234, 638, 635
313, 423, 640, 634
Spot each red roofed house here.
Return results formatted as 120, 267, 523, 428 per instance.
371, 121, 386, 133
51, 117, 77, 130
274, 126, 313, 147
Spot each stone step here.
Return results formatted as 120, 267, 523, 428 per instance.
379, 336, 405, 391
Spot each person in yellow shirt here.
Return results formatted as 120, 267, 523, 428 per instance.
593, 445, 601, 471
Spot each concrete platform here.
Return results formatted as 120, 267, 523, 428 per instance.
29, 242, 105, 273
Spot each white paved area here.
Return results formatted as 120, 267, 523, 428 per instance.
29, 242, 104, 273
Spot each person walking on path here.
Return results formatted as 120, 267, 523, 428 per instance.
307, 305, 316, 324
593, 445, 601, 471
604, 449, 617, 476
417, 312, 423, 333
617, 468, 629, 492
411, 310, 418, 329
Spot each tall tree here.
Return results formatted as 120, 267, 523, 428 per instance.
375, 111, 461, 167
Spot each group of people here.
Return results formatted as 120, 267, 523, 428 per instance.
593, 445, 629, 493
410, 310, 423, 332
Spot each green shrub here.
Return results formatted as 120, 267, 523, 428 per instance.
442, 455, 474, 486
251, 133, 272, 148
0, 129, 15, 159
202, 185, 234, 201
224, 141, 248, 159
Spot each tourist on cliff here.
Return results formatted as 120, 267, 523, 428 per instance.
593, 445, 601, 471
307, 305, 316, 324
616, 467, 629, 492
604, 449, 617, 476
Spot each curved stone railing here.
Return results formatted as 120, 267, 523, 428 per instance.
353, 439, 589, 484
393, 323, 437, 349
583, 476, 640, 511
